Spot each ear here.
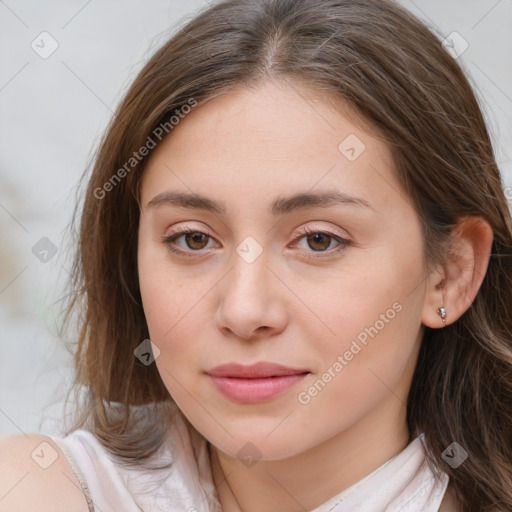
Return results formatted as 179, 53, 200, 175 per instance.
422, 216, 494, 328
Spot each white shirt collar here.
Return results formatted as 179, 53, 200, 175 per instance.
310, 433, 449, 512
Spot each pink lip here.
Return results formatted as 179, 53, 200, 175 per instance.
206, 362, 310, 403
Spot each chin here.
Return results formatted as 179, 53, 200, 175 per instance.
205, 427, 313, 463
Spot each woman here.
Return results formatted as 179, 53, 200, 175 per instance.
1, 0, 511, 510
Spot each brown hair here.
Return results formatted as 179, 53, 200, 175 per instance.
60, 0, 512, 509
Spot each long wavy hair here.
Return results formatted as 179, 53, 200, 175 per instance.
59, 0, 512, 510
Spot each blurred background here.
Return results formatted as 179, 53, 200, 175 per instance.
1, 0, 511, 437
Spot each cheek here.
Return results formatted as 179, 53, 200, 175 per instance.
137, 242, 213, 376
139, 269, 208, 405
138, 232, 185, 329
139, 272, 199, 352
295, 297, 419, 443
138, 240, 181, 347
311, 259, 407, 351
308, 241, 425, 393
309, 290, 409, 403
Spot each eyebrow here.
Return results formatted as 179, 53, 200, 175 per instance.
146, 190, 374, 216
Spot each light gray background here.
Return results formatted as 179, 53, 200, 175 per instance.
1, 0, 511, 437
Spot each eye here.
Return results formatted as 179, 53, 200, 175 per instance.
162, 225, 351, 258
292, 226, 351, 259
162, 227, 217, 257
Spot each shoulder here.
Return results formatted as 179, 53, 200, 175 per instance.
0, 432, 90, 512
438, 484, 461, 512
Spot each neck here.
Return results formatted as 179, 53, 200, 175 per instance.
209, 395, 412, 512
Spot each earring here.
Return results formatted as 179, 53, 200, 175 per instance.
437, 306, 446, 323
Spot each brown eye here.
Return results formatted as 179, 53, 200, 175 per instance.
293, 227, 351, 259
163, 228, 216, 257
183, 232, 209, 250
163, 226, 350, 259
306, 232, 332, 251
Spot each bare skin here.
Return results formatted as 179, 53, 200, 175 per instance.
136, 79, 493, 511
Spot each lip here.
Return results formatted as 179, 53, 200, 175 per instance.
207, 362, 310, 378
206, 362, 310, 403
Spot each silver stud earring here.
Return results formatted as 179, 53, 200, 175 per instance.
437, 306, 446, 323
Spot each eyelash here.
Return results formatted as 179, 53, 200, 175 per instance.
162, 225, 351, 260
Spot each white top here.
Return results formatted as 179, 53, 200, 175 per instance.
50, 406, 449, 512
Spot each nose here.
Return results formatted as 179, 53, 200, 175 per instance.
214, 245, 289, 342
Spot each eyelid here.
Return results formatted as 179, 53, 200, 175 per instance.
293, 224, 350, 243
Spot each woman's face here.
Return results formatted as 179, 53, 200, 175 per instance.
137, 80, 430, 460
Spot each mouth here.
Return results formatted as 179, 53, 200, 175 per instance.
206, 362, 310, 403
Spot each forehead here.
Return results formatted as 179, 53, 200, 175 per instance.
140, 80, 403, 215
